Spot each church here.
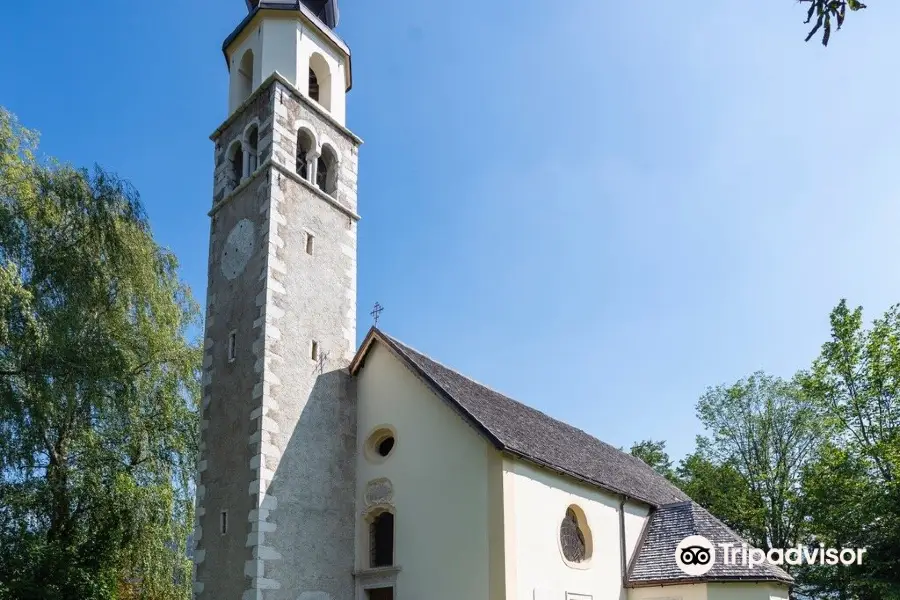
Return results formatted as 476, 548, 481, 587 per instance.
194, 2, 793, 600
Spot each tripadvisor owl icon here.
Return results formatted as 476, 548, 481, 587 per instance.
675, 535, 716, 576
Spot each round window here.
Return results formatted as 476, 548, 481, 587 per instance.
365, 427, 397, 461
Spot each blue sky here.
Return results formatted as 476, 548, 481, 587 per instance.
3, 1, 900, 462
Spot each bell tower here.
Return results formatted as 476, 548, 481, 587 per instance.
195, 1, 361, 599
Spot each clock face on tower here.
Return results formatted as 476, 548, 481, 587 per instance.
220, 219, 255, 280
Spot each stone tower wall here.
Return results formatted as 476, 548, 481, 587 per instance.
258, 78, 360, 600
196, 75, 361, 600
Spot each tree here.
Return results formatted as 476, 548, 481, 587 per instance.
695, 372, 824, 553
797, 300, 900, 598
630, 439, 675, 480
800, 0, 867, 46
0, 107, 201, 599
795, 442, 884, 599
677, 449, 770, 549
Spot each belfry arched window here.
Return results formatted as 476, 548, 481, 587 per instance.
308, 53, 332, 111
316, 144, 338, 196
236, 49, 254, 105
296, 128, 315, 181
309, 68, 320, 104
245, 124, 259, 175
227, 141, 243, 191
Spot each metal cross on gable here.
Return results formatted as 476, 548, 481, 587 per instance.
370, 302, 384, 327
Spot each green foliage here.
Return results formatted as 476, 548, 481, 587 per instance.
0, 107, 201, 599
797, 300, 900, 598
801, 300, 900, 485
633, 300, 900, 596
630, 439, 675, 480
799, 0, 867, 46
695, 372, 824, 552
677, 450, 769, 549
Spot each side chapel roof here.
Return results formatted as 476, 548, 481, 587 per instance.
627, 501, 793, 587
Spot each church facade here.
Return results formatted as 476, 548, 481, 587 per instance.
194, 3, 794, 600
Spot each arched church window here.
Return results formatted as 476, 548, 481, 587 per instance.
245, 125, 259, 176
237, 49, 254, 105
559, 506, 591, 564
308, 53, 332, 111
369, 511, 394, 568
316, 145, 338, 196
227, 141, 243, 191
296, 128, 315, 181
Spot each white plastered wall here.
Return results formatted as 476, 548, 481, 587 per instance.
628, 583, 709, 600
706, 583, 790, 600
624, 502, 651, 562
226, 13, 349, 125
296, 22, 347, 124
228, 26, 263, 114
627, 580, 790, 600
260, 18, 299, 91
354, 342, 495, 600
503, 460, 651, 600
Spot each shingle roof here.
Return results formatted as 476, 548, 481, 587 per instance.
627, 501, 793, 587
352, 328, 689, 507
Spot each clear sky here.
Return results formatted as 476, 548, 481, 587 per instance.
3, 1, 899, 462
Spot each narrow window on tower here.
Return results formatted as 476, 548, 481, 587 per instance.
311, 340, 319, 362
236, 49, 254, 105
227, 141, 243, 191
308, 68, 320, 103
308, 53, 332, 110
227, 330, 237, 363
245, 125, 259, 176
306, 232, 315, 255
317, 145, 338, 196
296, 128, 315, 181
220, 511, 228, 535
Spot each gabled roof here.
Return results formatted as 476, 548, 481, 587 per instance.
350, 328, 689, 508
626, 501, 793, 587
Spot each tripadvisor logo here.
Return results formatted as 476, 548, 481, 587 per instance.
675, 536, 867, 576
675, 536, 716, 576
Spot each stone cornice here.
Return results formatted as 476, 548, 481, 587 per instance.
210, 71, 363, 147
209, 157, 361, 223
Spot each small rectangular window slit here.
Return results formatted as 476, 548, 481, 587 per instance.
227, 331, 237, 362
220, 511, 228, 534
311, 340, 319, 361
306, 233, 315, 255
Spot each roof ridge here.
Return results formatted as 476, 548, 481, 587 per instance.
659, 500, 694, 509
379, 331, 522, 400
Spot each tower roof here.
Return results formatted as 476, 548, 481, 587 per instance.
245, 0, 339, 28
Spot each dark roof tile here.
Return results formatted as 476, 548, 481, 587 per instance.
627, 501, 793, 587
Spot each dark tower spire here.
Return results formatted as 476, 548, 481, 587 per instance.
244, 0, 340, 28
